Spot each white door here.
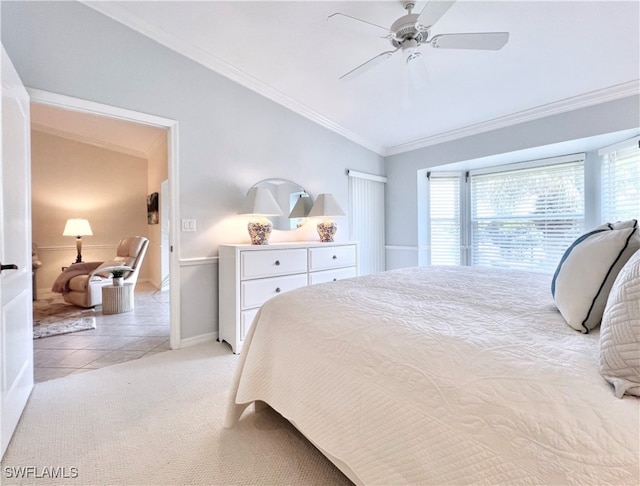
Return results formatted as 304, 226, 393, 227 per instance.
160, 179, 170, 290
0, 46, 34, 459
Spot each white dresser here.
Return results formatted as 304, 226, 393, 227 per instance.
219, 241, 358, 354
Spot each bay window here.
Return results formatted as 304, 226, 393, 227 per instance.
470, 156, 585, 272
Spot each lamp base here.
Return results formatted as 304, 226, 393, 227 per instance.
317, 220, 337, 243
75, 236, 83, 263
248, 218, 273, 245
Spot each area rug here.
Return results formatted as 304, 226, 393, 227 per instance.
33, 296, 96, 339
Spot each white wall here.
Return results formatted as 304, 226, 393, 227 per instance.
31, 130, 150, 292
2, 1, 384, 342
384, 96, 640, 270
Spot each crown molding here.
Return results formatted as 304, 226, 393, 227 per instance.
384, 80, 640, 156
82, 1, 385, 156
81, 3, 639, 159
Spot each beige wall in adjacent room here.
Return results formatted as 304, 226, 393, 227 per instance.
31, 130, 151, 294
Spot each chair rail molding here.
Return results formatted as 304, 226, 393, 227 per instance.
179, 256, 219, 267
39, 244, 118, 252
385, 245, 421, 251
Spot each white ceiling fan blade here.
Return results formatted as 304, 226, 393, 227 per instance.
430, 32, 510, 50
339, 48, 399, 81
327, 12, 391, 37
416, 0, 456, 31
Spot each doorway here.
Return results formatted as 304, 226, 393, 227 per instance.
28, 89, 180, 381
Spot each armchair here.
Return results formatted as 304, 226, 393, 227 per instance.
62, 236, 149, 308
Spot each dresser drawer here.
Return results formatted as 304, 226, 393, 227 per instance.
308, 245, 357, 271
309, 266, 357, 285
241, 248, 307, 280
241, 273, 308, 310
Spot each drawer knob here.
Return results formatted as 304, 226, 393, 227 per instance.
275, 260, 280, 266
275, 287, 281, 293
333, 278, 337, 282
332, 255, 337, 260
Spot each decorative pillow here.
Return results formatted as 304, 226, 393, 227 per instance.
94, 261, 128, 278
599, 250, 640, 398
551, 220, 640, 333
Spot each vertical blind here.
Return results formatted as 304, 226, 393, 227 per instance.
470, 157, 585, 273
428, 175, 461, 265
348, 170, 386, 276
600, 138, 640, 223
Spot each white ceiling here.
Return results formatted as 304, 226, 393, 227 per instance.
84, 1, 639, 156
31, 102, 166, 158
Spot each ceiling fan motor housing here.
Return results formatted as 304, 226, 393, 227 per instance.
390, 13, 427, 47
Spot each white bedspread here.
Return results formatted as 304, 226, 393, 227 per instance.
225, 266, 639, 485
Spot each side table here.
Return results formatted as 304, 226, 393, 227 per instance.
102, 283, 134, 314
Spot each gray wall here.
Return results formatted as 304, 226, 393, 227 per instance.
384, 96, 640, 269
2, 1, 384, 342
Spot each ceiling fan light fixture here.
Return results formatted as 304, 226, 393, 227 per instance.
406, 51, 422, 63
402, 38, 419, 50
401, 38, 420, 60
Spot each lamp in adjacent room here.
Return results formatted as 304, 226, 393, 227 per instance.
238, 187, 283, 245
63, 218, 93, 263
308, 194, 345, 243
288, 194, 312, 228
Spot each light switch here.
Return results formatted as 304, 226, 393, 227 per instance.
181, 219, 196, 232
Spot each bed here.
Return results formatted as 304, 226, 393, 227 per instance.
224, 266, 639, 485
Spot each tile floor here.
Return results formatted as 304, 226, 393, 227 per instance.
33, 282, 171, 383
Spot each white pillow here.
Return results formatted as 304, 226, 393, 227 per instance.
599, 250, 640, 398
551, 220, 640, 333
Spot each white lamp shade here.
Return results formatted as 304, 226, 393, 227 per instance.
288, 195, 312, 218
308, 194, 345, 218
238, 187, 283, 216
62, 218, 93, 236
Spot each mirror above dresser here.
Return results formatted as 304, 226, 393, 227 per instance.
249, 179, 311, 231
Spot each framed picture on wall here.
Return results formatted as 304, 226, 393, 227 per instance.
147, 192, 159, 225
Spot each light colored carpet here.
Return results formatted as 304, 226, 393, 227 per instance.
1, 341, 351, 485
33, 296, 96, 339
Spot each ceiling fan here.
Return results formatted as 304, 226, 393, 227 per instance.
329, 0, 509, 81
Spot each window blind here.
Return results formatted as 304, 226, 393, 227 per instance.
600, 138, 640, 223
470, 157, 585, 273
428, 175, 461, 265
348, 170, 386, 275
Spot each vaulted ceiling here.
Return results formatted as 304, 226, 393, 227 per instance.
82, 1, 639, 156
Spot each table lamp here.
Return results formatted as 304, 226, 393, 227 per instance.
63, 218, 93, 263
238, 187, 283, 245
288, 195, 312, 228
308, 194, 345, 243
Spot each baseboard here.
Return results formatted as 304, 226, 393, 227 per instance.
178, 332, 218, 349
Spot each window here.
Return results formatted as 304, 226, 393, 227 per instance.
600, 138, 640, 223
428, 174, 462, 265
470, 156, 585, 273
427, 140, 640, 273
